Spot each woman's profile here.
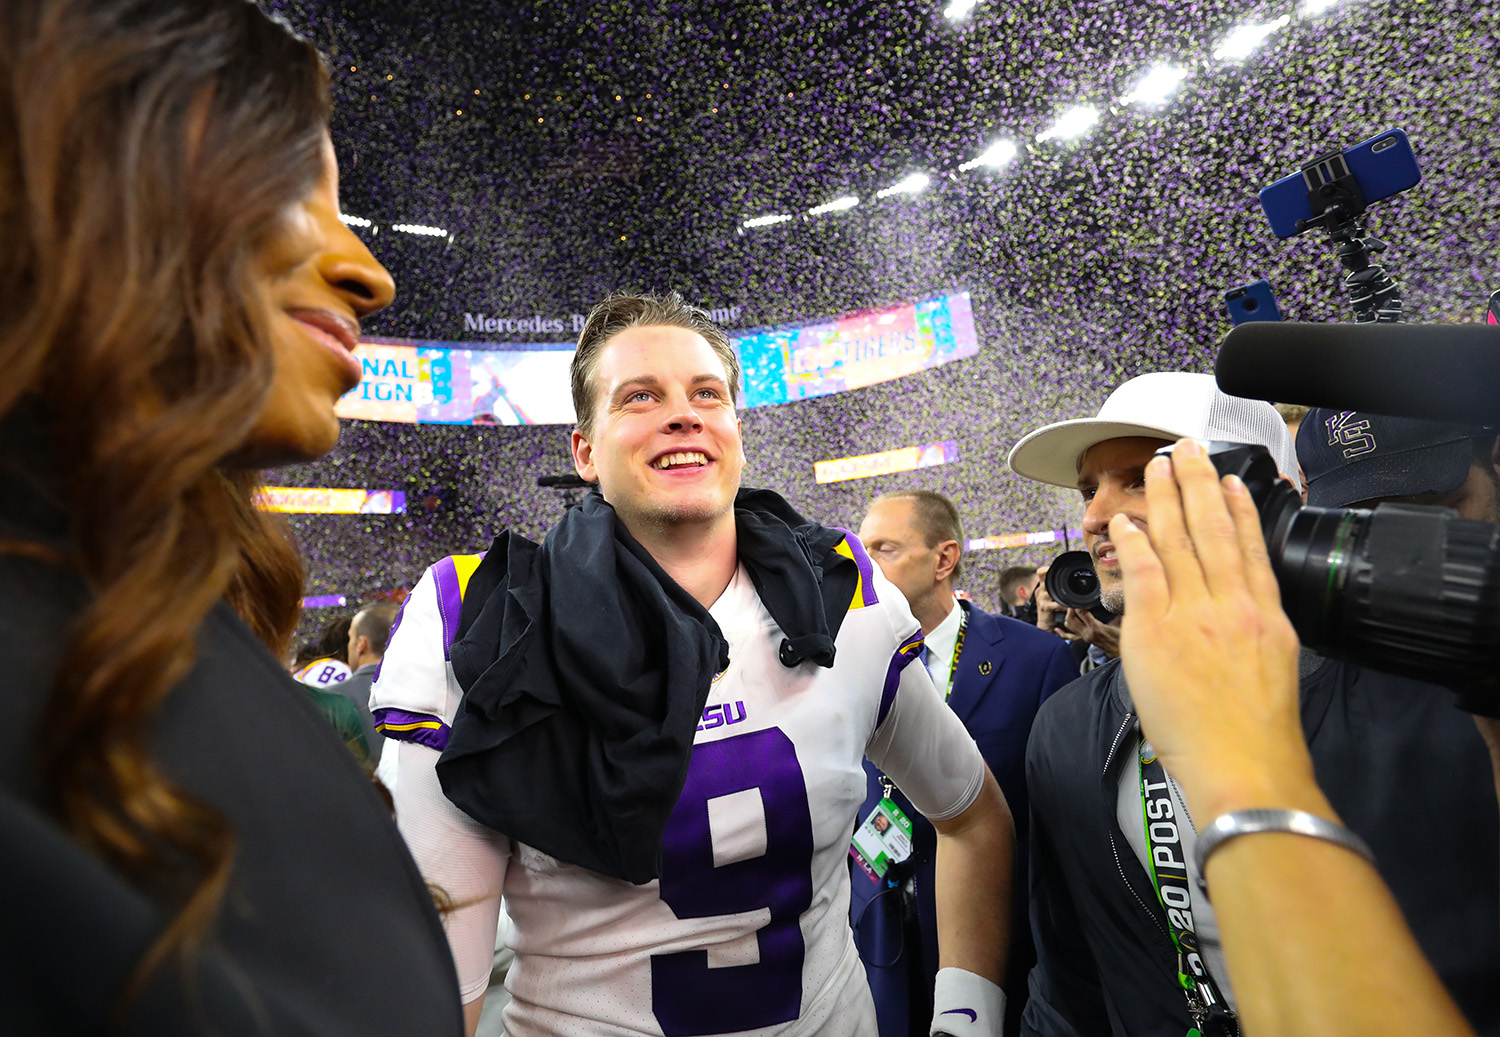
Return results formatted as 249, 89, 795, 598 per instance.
0, 1, 462, 1032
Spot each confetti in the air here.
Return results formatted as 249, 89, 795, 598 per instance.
261, 0, 1500, 642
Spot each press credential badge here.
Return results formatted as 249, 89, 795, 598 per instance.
850, 797, 915, 882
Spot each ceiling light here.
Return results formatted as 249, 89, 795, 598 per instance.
391, 223, 448, 237
1299, 0, 1338, 13
875, 173, 931, 198
943, 0, 979, 20
741, 214, 794, 229
808, 195, 860, 216
1213, 15, 1291, 61
957, 139, 1017, 172
1120, 64, 1188, 106
1036, 105, 1099, 142
338, 213, 373, 228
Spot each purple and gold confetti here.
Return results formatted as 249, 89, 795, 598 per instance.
263, 0, 1500, 642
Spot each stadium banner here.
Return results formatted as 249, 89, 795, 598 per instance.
965, 528, 1083, 552
261, 487, 407, 515
334, 289, 978, 426
813, 440, 960, 485
737, 289, 977, 406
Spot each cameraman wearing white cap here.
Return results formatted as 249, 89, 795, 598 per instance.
1005, 373, 1500, 1037
1027, 374, 1299, 671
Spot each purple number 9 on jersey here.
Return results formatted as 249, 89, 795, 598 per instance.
652, 728, 815, 1036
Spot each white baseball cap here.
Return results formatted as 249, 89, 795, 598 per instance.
1007, 372, 1302, 491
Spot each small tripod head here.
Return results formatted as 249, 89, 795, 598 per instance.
1294, 150, 1403, 323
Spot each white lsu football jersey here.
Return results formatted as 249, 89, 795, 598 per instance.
372, 536, 986, 1037
293, 656, 351, 688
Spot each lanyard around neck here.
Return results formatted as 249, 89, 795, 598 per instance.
1137, 737, 1239, 1037
940, 605, 968, 701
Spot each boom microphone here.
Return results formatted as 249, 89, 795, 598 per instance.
1214, 321, 1500, 427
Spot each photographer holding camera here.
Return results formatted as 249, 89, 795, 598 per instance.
1005, 372, 1500, 1037
1031, 561, 1121, 668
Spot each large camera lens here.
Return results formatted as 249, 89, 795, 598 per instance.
1045, 551, 1101, 611
1275, 504, 1500, 697
1191, 441, 1500, 706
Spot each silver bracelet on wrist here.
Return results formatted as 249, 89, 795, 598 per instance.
1195, 808, 1375, 896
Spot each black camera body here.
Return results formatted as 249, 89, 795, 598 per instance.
1043, 551, 1117, 626
1180, 441, 1500, 711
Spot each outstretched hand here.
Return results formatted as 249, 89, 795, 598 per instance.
1108, 438, 1315, 821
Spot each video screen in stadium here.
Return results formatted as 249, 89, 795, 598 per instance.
334, 289, 978, 425
737, 290, 978, 407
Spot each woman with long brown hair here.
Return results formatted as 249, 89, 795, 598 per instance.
0, 1, 463, 1032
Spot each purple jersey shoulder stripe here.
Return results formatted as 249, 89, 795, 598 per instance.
431, 553, 486, 660
372, 707, 451, 751
876, 630, 926, 727
432, 556, 464, 660
831, 529, 880, 609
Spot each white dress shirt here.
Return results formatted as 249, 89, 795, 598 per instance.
922, 599, 963, 696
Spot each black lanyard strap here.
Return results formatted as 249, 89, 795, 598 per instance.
1138, 739, 1239, 1037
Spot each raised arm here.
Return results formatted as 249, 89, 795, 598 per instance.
1110, 437, 1476, 1037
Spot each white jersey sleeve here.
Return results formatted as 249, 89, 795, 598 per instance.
858, 560, 986, 822
371, 556, 510, 1003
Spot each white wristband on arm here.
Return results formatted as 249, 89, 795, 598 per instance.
930, 967, 1006, 1037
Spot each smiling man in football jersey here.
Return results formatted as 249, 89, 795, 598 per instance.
372, 292, 1015, 1037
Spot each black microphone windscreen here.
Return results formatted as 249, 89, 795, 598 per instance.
1214, 322, 1500, 426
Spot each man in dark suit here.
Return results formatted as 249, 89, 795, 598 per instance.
342, 601, 400, 770
852, 491, 1077, 1037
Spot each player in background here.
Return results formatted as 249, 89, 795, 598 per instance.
292, 614, 354, 687
373, 293, 1015, 1037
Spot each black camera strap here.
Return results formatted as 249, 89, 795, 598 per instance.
1138, 741, 1240, 1037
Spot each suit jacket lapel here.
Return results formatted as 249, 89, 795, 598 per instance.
948, 601, 1007, 725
